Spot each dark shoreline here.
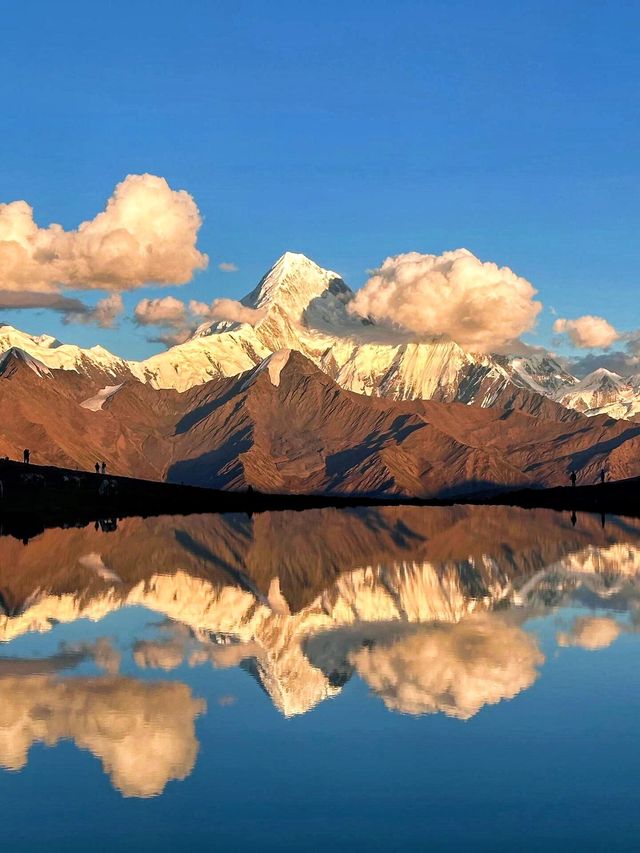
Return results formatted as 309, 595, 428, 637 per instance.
0, 459, 637, 540
471, 478, 640, 517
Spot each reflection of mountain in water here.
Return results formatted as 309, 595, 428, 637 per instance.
1, 505, 640, 795
0, 507, 640, 716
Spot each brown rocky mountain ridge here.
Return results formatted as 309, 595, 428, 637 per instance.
2, 347, 640, 498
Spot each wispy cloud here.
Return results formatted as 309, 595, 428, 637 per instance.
134, 296, 189, 328
0, 290, 124, 328
64, 294, 124, 329
190, 297, 266, 326
133, 293, 266, 348
218, 262, 238, 273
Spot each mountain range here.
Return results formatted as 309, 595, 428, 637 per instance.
2, 252, 640, 497
3, 251, 638, 415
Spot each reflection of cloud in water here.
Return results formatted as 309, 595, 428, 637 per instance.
133, 639, 185, 672
558, 616, 623, 651
347, 615, 544, 719
0, 638, 119, 676
0, 675, 205, 797
190, 640, 262, 670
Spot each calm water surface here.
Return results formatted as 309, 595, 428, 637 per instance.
1, 505, 639, 851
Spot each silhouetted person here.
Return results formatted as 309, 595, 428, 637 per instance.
571, 510, 577, 526
23, 449, 30, 465
95, 462, 100, 474
570, 470, 576, 488
101, 461, 107, 474
600, 469, 606, 484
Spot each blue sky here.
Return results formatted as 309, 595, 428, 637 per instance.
1, 0, 638, 360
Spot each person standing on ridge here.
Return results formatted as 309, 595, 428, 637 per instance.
95, 462, 100, 474
23, 449, 30, 465
600, 468, 606, 484
570, 470, 577, 487
101, 462, 107, 474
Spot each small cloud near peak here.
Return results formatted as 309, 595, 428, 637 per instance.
553, 315, 620, 349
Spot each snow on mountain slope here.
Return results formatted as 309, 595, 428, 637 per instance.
0, 347, 52, 378
0, 325, 132, 379
80, 384, 124, 411
144, 253, 595, 415
554, 369, 637, 417
132, 328, 270, 390
141, 252, 566, 406
499, 354, 577, 397
1, 252, 638, 419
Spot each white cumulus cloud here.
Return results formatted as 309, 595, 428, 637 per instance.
0, 173, 208, 294
553, 315, 620, 349
348, 249, 542, 352
134, 295, 189, 328
190, 297, 266, 326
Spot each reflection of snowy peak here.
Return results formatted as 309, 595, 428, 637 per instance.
3, 507, 640, 717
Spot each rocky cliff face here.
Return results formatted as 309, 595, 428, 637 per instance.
2, 345, 640, 496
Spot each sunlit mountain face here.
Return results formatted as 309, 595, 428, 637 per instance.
1, 504, 640, 838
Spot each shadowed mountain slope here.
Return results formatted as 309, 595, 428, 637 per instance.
2, 348, 640, 498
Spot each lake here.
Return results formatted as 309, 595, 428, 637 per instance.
1, 505, 639, 851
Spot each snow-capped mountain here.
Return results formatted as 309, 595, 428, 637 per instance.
5, 340, 640, 493
0, 347, 52, 379
0, 251, 638, 419
138, 252, 580, 406
554, 368, 640, 419
0, 324, 132, 380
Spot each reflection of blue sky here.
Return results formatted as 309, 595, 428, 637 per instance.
1, 600, 640, 848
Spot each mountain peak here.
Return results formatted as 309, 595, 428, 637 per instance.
0, 347, 52, 378
0, 325, 61, 351
244, 252, 346, 323
576, 368, 625, 389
